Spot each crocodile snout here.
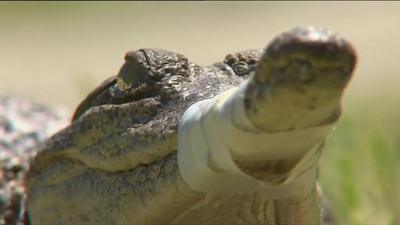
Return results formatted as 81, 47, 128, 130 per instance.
244, 26, 357, 132
256, 26, 357, 85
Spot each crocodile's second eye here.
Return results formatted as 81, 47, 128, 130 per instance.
232, 61, 250, 76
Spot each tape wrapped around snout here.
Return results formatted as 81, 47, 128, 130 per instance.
177, 85, 335, 199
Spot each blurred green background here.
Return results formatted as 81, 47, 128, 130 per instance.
0, 2, 399, 224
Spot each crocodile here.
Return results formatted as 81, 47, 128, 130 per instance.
25, 26, 356, 225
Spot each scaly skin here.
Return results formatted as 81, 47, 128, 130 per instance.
25, 26, 356, 225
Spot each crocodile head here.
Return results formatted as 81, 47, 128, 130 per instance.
26, 26, 356, 225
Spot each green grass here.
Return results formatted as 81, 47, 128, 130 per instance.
320, 102, 399, 225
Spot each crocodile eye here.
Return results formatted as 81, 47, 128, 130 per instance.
110, 82, 124, 98
232, 62, 250, 76
117, 59, 149, 91
116, 77, 130, 91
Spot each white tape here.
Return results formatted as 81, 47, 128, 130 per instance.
177, 84, 335, 199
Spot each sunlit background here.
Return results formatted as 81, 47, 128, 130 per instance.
1, 2, 399, 224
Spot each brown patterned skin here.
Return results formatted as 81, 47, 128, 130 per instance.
25, 27, 356, 225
